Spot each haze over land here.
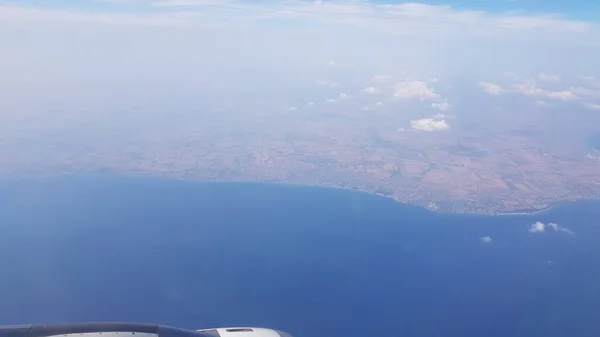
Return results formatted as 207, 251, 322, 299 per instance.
2, 0, 600, 213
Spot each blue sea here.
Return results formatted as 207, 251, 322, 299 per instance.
1, 175, 600, 337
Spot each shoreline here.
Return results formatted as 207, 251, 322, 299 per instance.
62, 172, 567, 216
1, 171, 589, 216
422, 204, 556, 217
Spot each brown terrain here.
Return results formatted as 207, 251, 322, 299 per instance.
2, 100, 600, 214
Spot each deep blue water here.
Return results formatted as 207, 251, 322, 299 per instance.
1, 176, 600, 337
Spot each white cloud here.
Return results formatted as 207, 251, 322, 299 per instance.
431, 113, 446, 119
529, 221, 546, 233
363, 86, 382, 94
548, 222, 575, 235
431, 101, 451, 111
410, 118, 450, 132
375, 101, 383, 106
484, 77, 599, 102
559, 227, 575, 235
480, 236, 492, 244
339, 92, 349, 99
529, 221, 574, 235
583, 103, 600, 110
307, 101, 315, 106
288, 106, 298, 111
512, 84, 578, 101
547, 222, 575, 235
478, 82, 505, 95
393, 81, 440, 101
546, 90, 578, 101
326, 99, 336, 103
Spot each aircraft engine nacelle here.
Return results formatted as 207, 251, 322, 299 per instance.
197, 327, 292, 337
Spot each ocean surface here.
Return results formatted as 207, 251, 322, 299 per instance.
1, 175, 600, 337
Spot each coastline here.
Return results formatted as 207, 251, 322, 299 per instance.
1, 171, 592, 217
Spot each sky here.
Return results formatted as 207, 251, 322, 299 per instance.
5, 0, 600, 17
1, 0, 600, 134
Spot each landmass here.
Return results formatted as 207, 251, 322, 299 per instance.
1, 102, 600, 215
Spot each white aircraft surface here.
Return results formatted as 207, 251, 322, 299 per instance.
0, 322, 293, 337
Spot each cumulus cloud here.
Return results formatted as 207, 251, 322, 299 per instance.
512, 84, 578, 101
326, 99, 336, 104
478, 82, 505, 95
393, 81, 440, 101
307, 101, 315, 106
481, 75, 600, 104
431, 101, 451, 111
410, 118, 450, 132
490, 74, 600, 103
339, 92, 349, 99
363, 86, 382, 94
288, 106, 298, 111
529, 221, 546, 233
529, 221, 574, 235
480, 236, 492, 244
